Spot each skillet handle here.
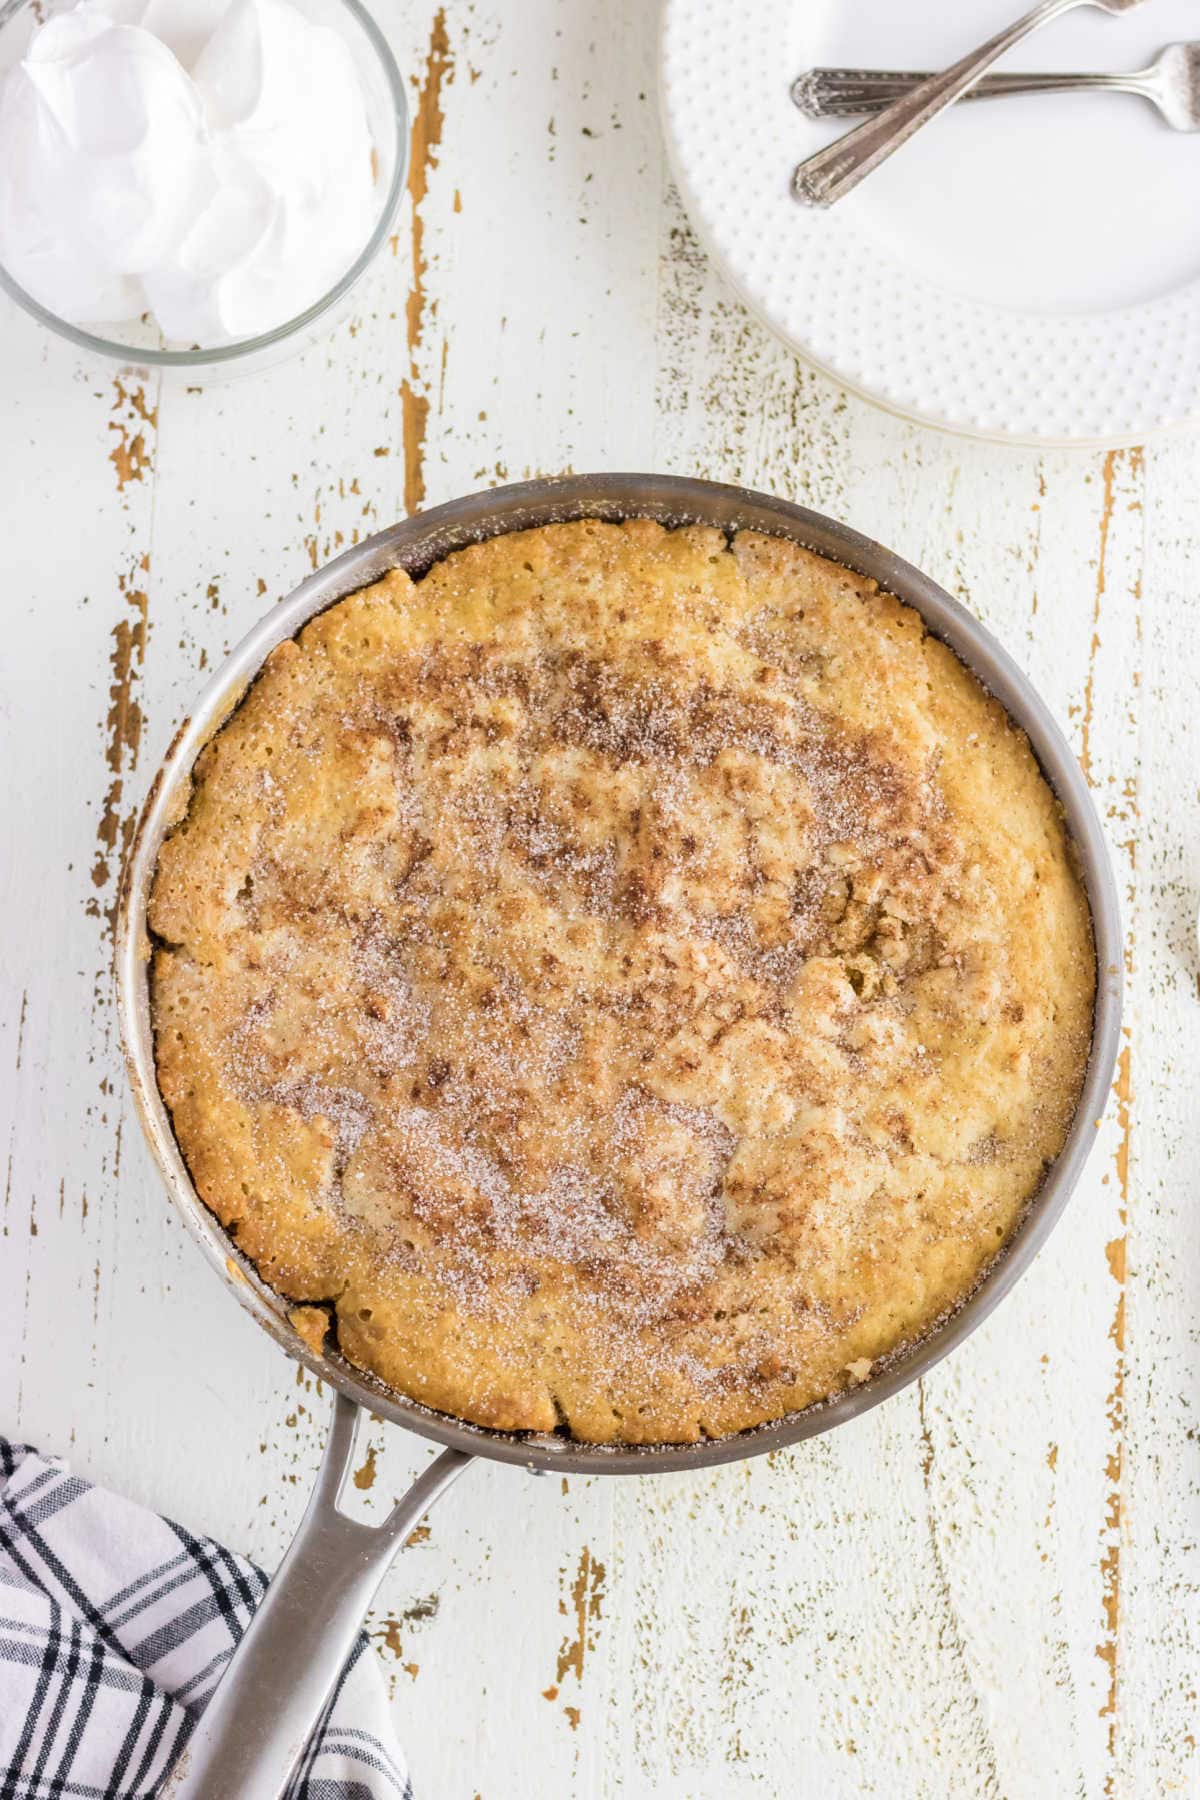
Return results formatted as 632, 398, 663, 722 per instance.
162, 1390, 472, 1800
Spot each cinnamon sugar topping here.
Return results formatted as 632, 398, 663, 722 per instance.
149, 520, 1095, 1442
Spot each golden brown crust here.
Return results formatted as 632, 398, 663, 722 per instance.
150, 520, 1095, 1443
288, 1304, 331, 1357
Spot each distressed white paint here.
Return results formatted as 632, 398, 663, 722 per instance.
1, 5, 1196, 1797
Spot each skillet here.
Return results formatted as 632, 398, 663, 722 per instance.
116, 474, 1122, 1797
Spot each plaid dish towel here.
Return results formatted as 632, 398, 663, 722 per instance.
0, 1438, 411, 1799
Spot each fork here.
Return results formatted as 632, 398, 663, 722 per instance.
792, 0, 1147, 209
793, 43, 1200, 133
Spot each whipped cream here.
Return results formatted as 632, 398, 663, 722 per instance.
0, 0, 379, 345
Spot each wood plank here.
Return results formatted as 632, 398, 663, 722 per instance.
0, 2, 1193, 1794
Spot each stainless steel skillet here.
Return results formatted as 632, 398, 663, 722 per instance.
116, 474, 1122, 1798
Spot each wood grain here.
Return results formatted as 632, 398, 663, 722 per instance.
1, 3, 1195, 1795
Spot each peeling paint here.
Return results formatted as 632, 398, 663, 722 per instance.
2, 14, 1191, 1796
92, 570, 149, 921
1098, 1043, 1132, 1788
1079, 448, 1142, 781
401, 9, 452, 516
549, 1544, 605, 1727
917, 1383, 1004, 1798
108, 381, 156, 490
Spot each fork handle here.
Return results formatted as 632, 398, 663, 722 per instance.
793, 66, 1153, 118
792, 0, 1087, 207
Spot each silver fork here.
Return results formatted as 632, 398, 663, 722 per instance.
793, 43, 1200, 133
792, 0, 1147, 209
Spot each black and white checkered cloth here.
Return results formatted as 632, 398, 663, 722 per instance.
0, 1438, 411, 1799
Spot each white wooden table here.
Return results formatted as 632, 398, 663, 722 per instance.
2, 5, 1197, 1795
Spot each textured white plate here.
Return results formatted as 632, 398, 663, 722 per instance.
660, 0, 1200, 445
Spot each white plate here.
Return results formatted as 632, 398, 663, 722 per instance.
660, 0, 1200, 445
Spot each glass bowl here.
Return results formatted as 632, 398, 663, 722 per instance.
0, 0, 408, 378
